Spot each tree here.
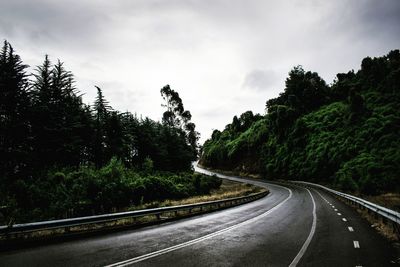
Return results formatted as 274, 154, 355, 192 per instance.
30, 55, 56, 170
266, 66, 328, 116
30, 57, 91, 169
105, 111, 125, 160
50, 60, 92, 166
348, 87, 365, 122
0, 40, 30, 183
160, 84, 184, 128
239, 111, 255, 131
93, 86, 112, 167
119, 112, 140, 166
160, 84, 199, 157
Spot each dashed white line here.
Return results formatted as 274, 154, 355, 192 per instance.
342, 218, 347, 222
353, 241, 360, 248
312, 189, 330, 204
348, 226, 354, 232
337, 213, 342, 216
334, 209, 338, 211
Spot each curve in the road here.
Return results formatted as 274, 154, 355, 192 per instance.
0, 166, 396, 267
105, 183, 293, 267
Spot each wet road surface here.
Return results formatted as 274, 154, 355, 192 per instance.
0, 166, 396, 266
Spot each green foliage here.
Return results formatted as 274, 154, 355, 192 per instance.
0, 158, 221, 223
0, 40, 30, 184
142, 156, 154, 172
1, 42, 198, 175
201, 50, 400, 195
201, 113, 266, 172
0, 40, 206, 224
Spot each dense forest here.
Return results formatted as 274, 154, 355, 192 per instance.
0, 40, 222, 224
200, 50, 400, 195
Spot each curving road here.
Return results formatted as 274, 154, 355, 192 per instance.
0, 166, 396, 266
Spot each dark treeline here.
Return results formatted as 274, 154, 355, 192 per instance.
200, 50, 400, 195
0, 40, 221, 224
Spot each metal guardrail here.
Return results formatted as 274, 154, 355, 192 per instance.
0, 191, 268, 236
293, 181, 400, 225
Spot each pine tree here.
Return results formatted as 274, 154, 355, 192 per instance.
31, 56, 92, 169
0, 40, 31, 182
93, 86, 111, 167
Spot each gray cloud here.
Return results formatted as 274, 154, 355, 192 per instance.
0, 0, 113, 56
1, 0, 399, 143
243, 70, 277, 91
332, 0, 400, 39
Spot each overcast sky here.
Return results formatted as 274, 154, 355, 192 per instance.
1, 0, 399, 143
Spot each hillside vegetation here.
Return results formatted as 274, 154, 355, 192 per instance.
200, 50, 400, 195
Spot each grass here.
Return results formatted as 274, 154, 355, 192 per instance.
132, 179, 266, 210
355, 206, 399, 242
363, 193, 400, 212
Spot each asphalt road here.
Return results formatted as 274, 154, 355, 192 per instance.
0, 166, 397, 266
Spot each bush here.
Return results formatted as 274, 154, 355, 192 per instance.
7, 158, 222, 223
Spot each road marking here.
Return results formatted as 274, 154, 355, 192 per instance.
348, 226, 354, 232
334, 209, 338, 211
105, 184, 293, 267
313, 189, 329, 203
337, 213, 342, 216
289, 188, 317, 267
353, 241, 360, 248
342, 218, 347, 222
332, 206, 335, 208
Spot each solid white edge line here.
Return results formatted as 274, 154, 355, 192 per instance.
289, 188, 317, 267
353, 240, 360, 248
104, 184, 293, 267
